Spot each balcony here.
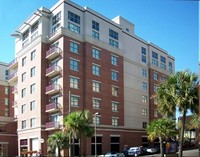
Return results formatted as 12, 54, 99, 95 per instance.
12, 101, 18, 108
8, 72, 18, 84
12, 86, 18, 93
45, 84, 61, 95
46, 47, 61, 60
8, 58, 18, 69
14, 115, 18, 121
46, 103, 60, 113
46, 65, 61, 77
46, 121, 60, 130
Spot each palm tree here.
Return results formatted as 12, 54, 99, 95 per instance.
156, 70, 199, 157
189, 113, 200, 130
64, 110, 94, 156
47, 131, 69, 157
147, 118, 177, 157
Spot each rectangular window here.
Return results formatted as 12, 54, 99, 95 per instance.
154, 109, 158, 117
161, 75, 166, 81
93, 81, 101, 92
30, 66, 36, 77
143, 122, 147, 129
22, 30, 29, 41
5, 98, 9, 105
93, 116, 100, 126
160, 56, 166, 70
31, 50, 36, 61
152, 51, 158, 67
22, 57, 26, 67
111, 70, 119, 81
169, 62, 173, 73
142, 108, 147, 116
70, 59, 79, 71
153, 72, 158, 81
68, 11, 80, 24
22, 72, 26, 82
109, 29, 118, 40
142, 69, 147, 78
30, 118, 36, 127
70, 95, 79, 107
92, 48, 100, 59
52, 11, 61, 26
141, 47, 146, 63
5, 70, 9, 80
112, 102, 119, 112
154, 84, 158, 93
93, 98, 101, 109
22, 120, 26, 129
68, 22, 80, 34
5, 87, 9, 95
70, 41, 79, 53
31, 21, 38, 34
5, 109, 9, 117
21, 88, 26, 98
92, 64, 100, 76
109, 39, 119, 48
92, 30, 99, 40
30, 83, 36, 94
112, 117, 118, 127
70, 76, 79, 89
142, 82, 147, 90
92, 20, 99, 31
112, 86, 119, 96
154, 97, 158, 105
21, 104, 26, 114
111, 55, 118, 66
30, 100, 36, 111
142, 95, 147, 103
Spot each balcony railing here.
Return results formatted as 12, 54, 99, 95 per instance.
12, 86, 18, 93
46, 103, 60, 113
46, 65, 61, 77
8, 72, 18, 83
46, 47, 61, 60
45, 84, 60, 95
12, 101, 18, 108
46, 121, 60, 130
8, 58, 18, 69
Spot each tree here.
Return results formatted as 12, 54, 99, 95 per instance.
47, 131, 69, 157
64, 110, 94, 156
156, 70, 199, 157
189, 113, 200, 130
147, 118, 177, 157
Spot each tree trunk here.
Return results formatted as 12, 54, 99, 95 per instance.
58, 147, 61, 157
179, 110, 186, 157
160, 138, 164, 157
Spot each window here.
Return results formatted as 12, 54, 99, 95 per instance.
142, 95, 147, 103
92, 48, 100, 59
143, 122, 147, 129
30, 118, 36, 127
92, 64, 100, 76
30, 67, 36, 77
93, 116, 100, 126
68, 11, 80, 34
92, 31, 99, 40
21, 104, 26, 114
5, 87, 8, 95
70, 76, 79, 89
142, 69, 147, 77
161, 75, 166, 81
111, 55, 118, 66
52, 11, 61, 33
142, 108, 147, 116
112, 117, 118, 127
31, 50, 36, 61
153, 72, 158, 81
5, 109, 9, 117
21, 88, 26, 98
154, 84, 158, 93
154, 109, 158, 117
30, 83, 36, 94
22, 120, 26, 129
5, 70, 9, 80
112, 102, 119, 112
68, 22, 80, 34
160, 56, 166, 70
5, 98, 9, 105
22, 30, 29, 41
70, 59, 79, 71
109, 29, 119, 48
111, 70, 119, 81
30, 100, 36, 111
70, 95, 79, 107
31, 22, 38, 40
142, 82, 147, 90
93, 98, 101, 109
93, 81, 101, 92
22, 57, 26, 67
22, 72, 26, 82
112, 86, 119, 96
152, 51, 158, 67
141, 47, 146, 63
92, 20, 99, 31
154, 97, 158, 105
169, 62, 173, 73
70, 41, 79, 53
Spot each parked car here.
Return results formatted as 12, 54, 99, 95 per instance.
127, 147, 142, 156
102, 151, 125, 157
145, 147, 158, 154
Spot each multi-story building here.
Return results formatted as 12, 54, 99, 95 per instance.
9, 0, 174, 156
0, 61, 17, 156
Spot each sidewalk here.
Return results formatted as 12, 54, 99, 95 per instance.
143, 149, 200, 157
